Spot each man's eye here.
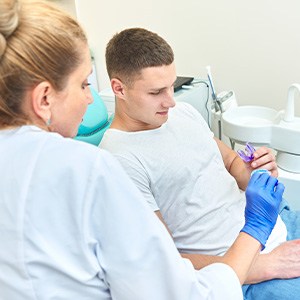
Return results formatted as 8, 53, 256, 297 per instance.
82, 82, 91, 89
150, 91, 160, 95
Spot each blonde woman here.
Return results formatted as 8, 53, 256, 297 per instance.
0, 1, 283, 299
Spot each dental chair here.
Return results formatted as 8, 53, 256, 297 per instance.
75, 86, 113, 146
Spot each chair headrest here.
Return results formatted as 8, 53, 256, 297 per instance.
75, 86, 113, 146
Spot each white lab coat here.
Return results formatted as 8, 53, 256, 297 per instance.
0, 125, 242, 299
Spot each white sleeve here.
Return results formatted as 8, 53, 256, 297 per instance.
193, 262, 243, 300
86, 151, 243, 300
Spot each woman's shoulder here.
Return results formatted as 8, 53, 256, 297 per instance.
21, 125, 113, 171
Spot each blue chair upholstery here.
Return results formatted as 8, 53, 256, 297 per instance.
74, 86, 113, 146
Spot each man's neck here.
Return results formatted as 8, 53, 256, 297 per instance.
110, 112, 160, 132
109, 115, 132, 131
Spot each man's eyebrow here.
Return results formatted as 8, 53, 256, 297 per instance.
149, 87, 167, 92
149, 79, 177, 91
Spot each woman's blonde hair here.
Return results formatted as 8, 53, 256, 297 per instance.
0, 0, 87, 127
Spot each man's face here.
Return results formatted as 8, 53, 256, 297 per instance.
121, 62, 177, 131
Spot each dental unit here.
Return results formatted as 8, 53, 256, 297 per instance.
222, 83, 300, 174
220, 83, 300, 210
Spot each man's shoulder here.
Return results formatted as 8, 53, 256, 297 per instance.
171, 102, 205, 124
100, 129, 136, 155
172, 102, 199, 116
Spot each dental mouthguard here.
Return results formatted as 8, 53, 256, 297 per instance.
237, 142, 256, 163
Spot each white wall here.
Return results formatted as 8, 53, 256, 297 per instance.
51, 0, 76, 17
68, 0, 300, 115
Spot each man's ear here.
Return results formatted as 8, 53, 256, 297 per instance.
111, 78, 126, 100
31, 81, 52, 123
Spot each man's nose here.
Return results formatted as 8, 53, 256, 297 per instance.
163, 88, 176, 108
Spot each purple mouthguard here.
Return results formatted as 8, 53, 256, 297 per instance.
237, 142, 256, 162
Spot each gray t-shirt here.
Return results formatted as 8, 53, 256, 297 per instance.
100, 102, 287, 255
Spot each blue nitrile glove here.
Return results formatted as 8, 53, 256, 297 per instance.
241, 172, 285, 250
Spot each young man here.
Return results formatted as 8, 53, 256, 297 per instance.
100, 27, 300, 299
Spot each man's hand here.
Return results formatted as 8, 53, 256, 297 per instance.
246, 239, 300, 283
250, 146, 278, 178
214, 139, 278, 190
266, 239, 300, 278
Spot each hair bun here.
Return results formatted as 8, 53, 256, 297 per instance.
0, 0, 19, 57
0, 34, 7, 58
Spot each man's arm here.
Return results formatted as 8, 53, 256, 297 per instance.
214, 138, 278, 190
156, 199, 294, 285
156, 210, 261, 284
246, 239, 300, 283
181, 240, 300, 284
157, 210, 292, 284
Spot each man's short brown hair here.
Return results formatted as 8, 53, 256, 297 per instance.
105, 28, 174, 86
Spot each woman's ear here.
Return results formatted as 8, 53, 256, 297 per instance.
31, 81, 52, 123
111, 78, 126, 100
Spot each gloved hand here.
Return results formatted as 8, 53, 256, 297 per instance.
241, 172, 285, 250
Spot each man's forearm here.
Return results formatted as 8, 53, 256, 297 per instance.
182, 233, 268, 285
214, 137, 250, 190
245, 253, 277, 284
228, 154, 251, 190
